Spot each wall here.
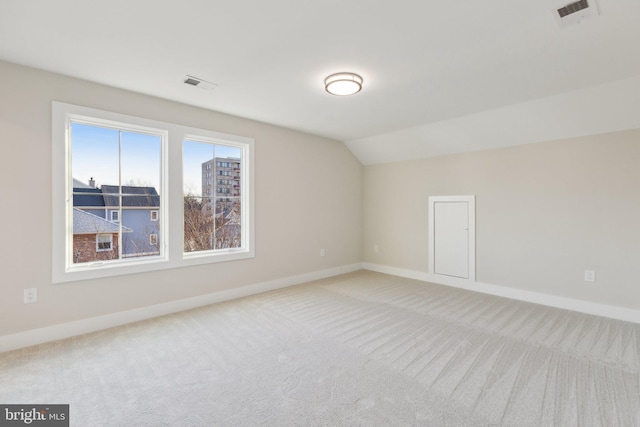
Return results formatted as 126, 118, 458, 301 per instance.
363, 130, 640, 310
0, 60, 362, 337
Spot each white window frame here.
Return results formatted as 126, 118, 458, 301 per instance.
182, 132, 253, 260
111, 210, 120, 223
96, 234, 113, 252
150, 233, 158, 245
150, 210, 159, 221
52, 102, 255, 283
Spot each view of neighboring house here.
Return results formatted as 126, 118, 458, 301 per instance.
73, 177, 94, 189
215, 208, 241, 249
72, 179, 161, 261
101, 185, 160, 257
72, 208, 131, 263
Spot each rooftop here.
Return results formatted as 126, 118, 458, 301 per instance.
73, 208, 132, 235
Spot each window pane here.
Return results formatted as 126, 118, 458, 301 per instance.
121, 131, 161, 190
183, 140, 214, 197
70, 122, 162, 264
71, 123, 118, 190
215, 198, 241, 249
120, 131, 162, 258
120, 191, 161, 257
183, 140, 242, 254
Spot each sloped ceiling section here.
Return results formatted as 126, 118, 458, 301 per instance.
346, 75, 640, 165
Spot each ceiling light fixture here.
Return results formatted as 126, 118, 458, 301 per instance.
324, 72, 363, 96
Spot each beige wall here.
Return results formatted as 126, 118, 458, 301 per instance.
363, 130, 640, 310
0, 60, 362, 336
3, 57, 638, 339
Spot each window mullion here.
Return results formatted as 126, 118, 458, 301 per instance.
118, 130, 123, 260
211, 144, 216, 250
212, 196, 217, 250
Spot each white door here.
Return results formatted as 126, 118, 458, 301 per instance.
429, 196, 475, 281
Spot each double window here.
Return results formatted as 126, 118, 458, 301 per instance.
52, 102, 254, 283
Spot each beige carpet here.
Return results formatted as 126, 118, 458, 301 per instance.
1, 270, 639, 426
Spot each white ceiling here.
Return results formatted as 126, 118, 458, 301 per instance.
1, 0, 640, 164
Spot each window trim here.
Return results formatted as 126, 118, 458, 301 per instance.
182, 133, 253, 260
52, 101, 255, 283
150, 210, 159, 221
111, 210, 120, 223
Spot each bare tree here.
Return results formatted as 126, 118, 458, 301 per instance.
183, 195, 241, 251
124, 178, 155, 188
184, 195, 215, 252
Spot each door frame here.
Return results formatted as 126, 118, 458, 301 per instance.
428, 195, 476, 282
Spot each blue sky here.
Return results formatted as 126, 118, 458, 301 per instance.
72, 123, 241, 195
72, 123, 161, 190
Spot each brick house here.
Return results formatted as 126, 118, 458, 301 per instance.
72, 208, 131, 264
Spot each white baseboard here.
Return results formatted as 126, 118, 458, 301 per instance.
363, 262, 640, 325
6, 261, 637, 354
0, 263, 362, 354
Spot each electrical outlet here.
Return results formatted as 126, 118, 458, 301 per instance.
320, 248, 325, 257
24, 288, 38, 304
584, 270, 596, 282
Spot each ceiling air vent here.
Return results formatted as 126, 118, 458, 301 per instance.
558, 0, 589, 18
183, 75, 217, 91
554, 0, 599, 28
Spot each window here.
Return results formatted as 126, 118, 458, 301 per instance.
183, 139, 250, 254
69, 119, 162, 265
53, 102, 254, 283
96, 234, 113, 251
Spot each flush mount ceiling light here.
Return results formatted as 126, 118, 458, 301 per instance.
324, 72, 363, 96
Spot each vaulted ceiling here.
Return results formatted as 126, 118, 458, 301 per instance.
2, 0, 640, 164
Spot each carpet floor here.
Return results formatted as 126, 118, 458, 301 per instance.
1, 270, 639, 426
